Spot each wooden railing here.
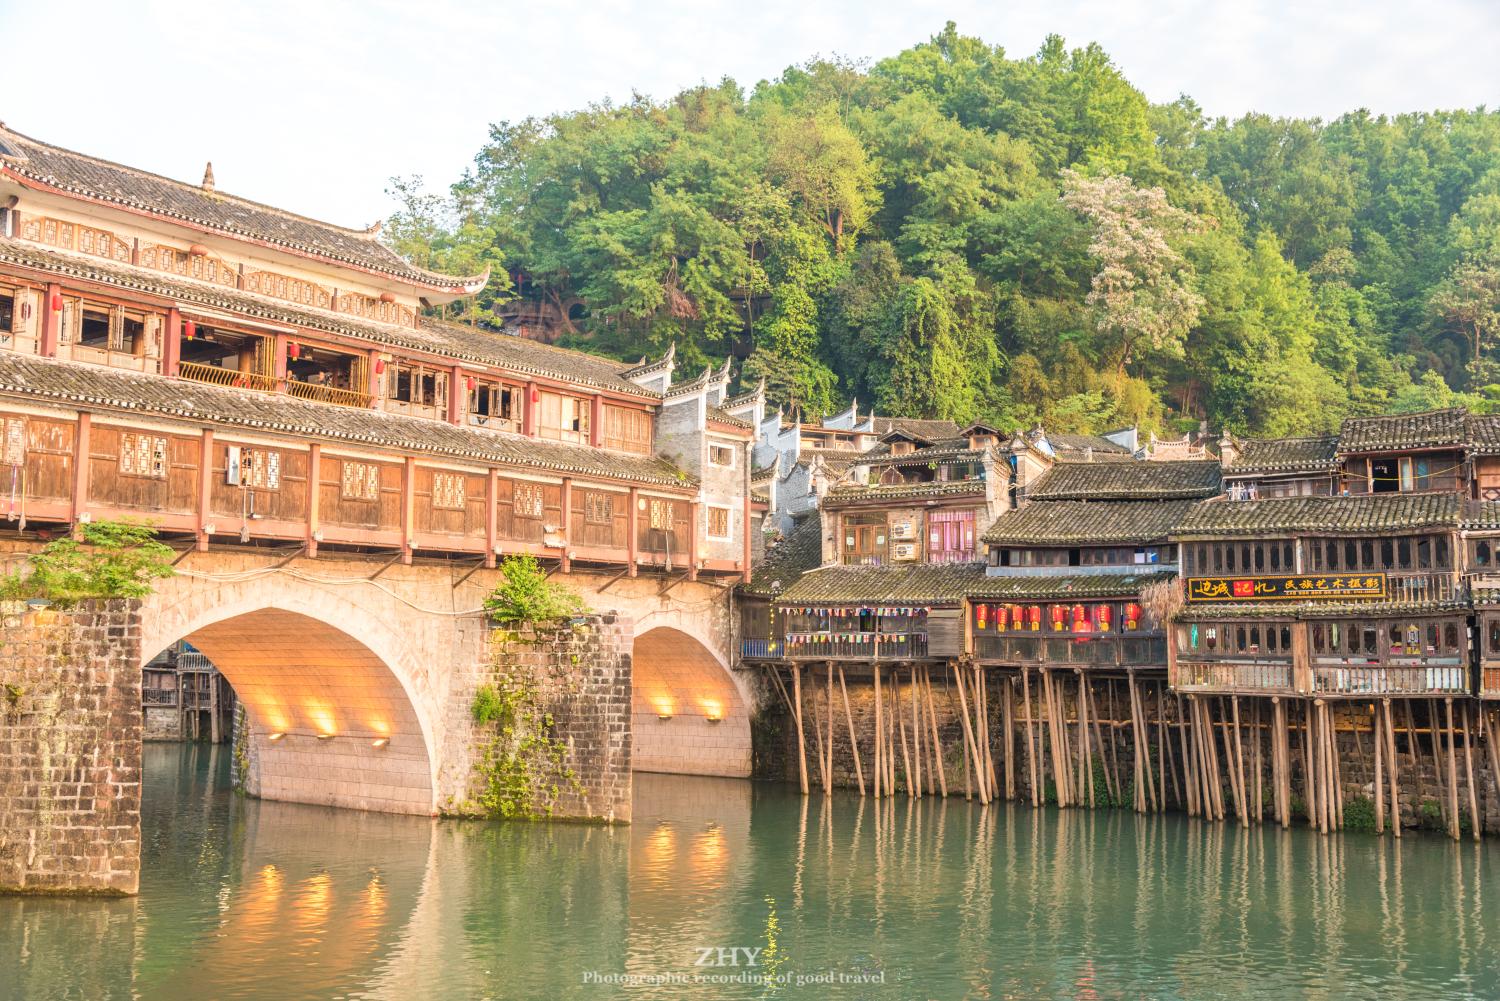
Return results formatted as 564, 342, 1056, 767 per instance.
783, 631, 928, 660
287, 380, 372, 409
1311, 664, 1468, 696
1173, 660, 1295, 692
1483, 667, 1500, 698
1385, 572, 1460, 604
973, 633, 1167, 668
142, 688, 178, 706
178, 360, 279, 393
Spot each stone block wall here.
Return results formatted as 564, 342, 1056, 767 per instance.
0, 599, 142, 895
453, 614, 633, 824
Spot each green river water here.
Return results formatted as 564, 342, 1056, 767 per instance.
2, 743, 1498, 1000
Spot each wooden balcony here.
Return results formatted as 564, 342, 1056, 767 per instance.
178, 360, 279, 393
287, 380, 372, 409
740, 637, 780, 659
1385, 571, 1461, 604
142, 688, 178, 707
1311, 663, 1468, 697
973, 633, 1167, 669
783, 631, 929, 661
1172, 659, 1295, 694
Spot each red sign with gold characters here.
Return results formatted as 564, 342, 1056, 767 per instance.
1185, 573, 1387, 602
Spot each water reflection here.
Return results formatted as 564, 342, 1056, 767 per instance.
1, 747, 1497, 999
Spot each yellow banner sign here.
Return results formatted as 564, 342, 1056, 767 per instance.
1186, 574, 1387, 602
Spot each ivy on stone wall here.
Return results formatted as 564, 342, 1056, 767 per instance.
462, 666, 581, 820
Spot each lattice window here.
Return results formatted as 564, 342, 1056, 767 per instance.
2, 417, 25, 467
648, 498, 672, 531
241, 448, 281, 490
341, 461, 380, 501
709, 444, 735, 467
707, 506, 730, 539
432, 472, 466, 510
139, 245, 238, 287
119, 433, 168, 479
338, 292, 414, 326
515, 482, 545, 519
584, 492, 612, 525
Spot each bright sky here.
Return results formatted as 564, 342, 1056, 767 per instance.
4, 0, 1498, 228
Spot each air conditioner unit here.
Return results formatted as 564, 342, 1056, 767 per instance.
892, 542, 917, 561
891, 521, 916, 541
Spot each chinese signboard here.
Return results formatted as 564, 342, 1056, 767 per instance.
1185, 573, 1387, 603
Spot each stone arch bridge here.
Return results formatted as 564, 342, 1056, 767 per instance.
0, 547, 758, 893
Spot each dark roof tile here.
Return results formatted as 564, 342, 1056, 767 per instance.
743, 513, 823, 597
1226, 435, 1338, 475
1173, 493, 1461, 538
0, 124, 484, 291
0, 353, 690, 486
1338, 408, 1467, 453
981, 499, 1197, 546
825, 480, 987, 503
1028, 460, 1222, 501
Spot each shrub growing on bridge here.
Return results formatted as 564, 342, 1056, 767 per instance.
0, 519, 174, 604
483, 554, 585, 625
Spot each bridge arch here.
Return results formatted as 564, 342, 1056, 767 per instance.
631, 626, 750, 778
140, 580, 447, 815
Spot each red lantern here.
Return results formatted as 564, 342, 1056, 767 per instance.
1072, 604, 1089, 632
49, 292, 62, 312
1051, 605, 1066, 632
529, 386, 539, 404
994, 605, 1008, 631
183, 320, 196, 340
288, 342, 301, 359
975, 603, 988, 631
1027, 606, 1041, 631
374, 358, 386, 375
1125, 602, 1141, 631
466, 376, 476, 391
1096, 604, 1112, 631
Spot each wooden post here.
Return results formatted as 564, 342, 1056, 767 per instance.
837, 666, 864, 796
195, 427, 212, 552
1484, 709, 1500, 833
909, 668, 924, 797
979, 667, 998, 798
1446, 698, 1460, 841
897, 672, 914, 798
808, 668, 828, 793
951, 663, 988, 804
306, 443, 322, 558
448, 365, 464, 425
1001, 676, 1016, 801
400, 456, 415, 564
560, 477, 573, 574
1463, 703, 1481, 841
686, 499, 699, 582
589, 394, 604, 448
164, 307, 182, 377
1384, 700, 1401, 837
627, 486, 639, 577
39, 282, 60, 357
791, 666, 809, 796
70, 412, 91, 534
1374, 702, 1385, 835
826, 664, 835, 795
484, 468, 498, 568
1022, 667, 1039, 807
923, 668, 948, 798
873, 664, 883, 799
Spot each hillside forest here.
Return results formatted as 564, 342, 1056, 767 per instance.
384, 23, 1500, 438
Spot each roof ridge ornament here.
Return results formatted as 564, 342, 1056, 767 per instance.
201, 161, 215, 192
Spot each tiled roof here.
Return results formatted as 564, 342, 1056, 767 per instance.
0, 124, 485, 291
1045, 431, 1131, 454
970, 571, 1176, 600
867, 417, 961, 440
1338, 408, 1467, 453
706, 405, 751, 430
1226, 435, 1338, 475
981, 499, 1197, 546
824, 479, 986, 504
775, 562, 985, 605
866, 439, 990, 464
1173, 493, 1461, 538
1176, 598, 1467, 619
1027, 460, 1222, 501
799, 448, 869, 465
0, 239, 654, 397
1465, 415, 1500, 454
743, 513, 823, 597
1460, 500, 1500, 530
0, 353, 692, 487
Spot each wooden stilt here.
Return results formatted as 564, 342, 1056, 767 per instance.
923, 668, 948, 798
1302, 702, 1318, 830
826, 664, 835, 794
1445, 698, 1460, 841
1127, 672, 1145, 813
1374, 702, 1385, 835
1225, 697, 1248, 826
1252, 699, 1263, 824
872, 665, 883, 799
1383, 699, 1401, 837
952, 662, 988, 804
1022, 667, 1039, 807
837, 667, 864, 797
1002, 676, 1016, 801
910, 667, 924, 797
1086, 679, 1116, 806
898, 671, 915, 798
808, 669, 829, 794
978, 667, 998, 797
1178, 696, 1197, 816
1076, 672, 1092, 808
1483, 709, 1500, 830
791, 666, 809, 796
1463, 703, 1480, 841
1403, 700, 1425, 810
1160, 686, 1175, 811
